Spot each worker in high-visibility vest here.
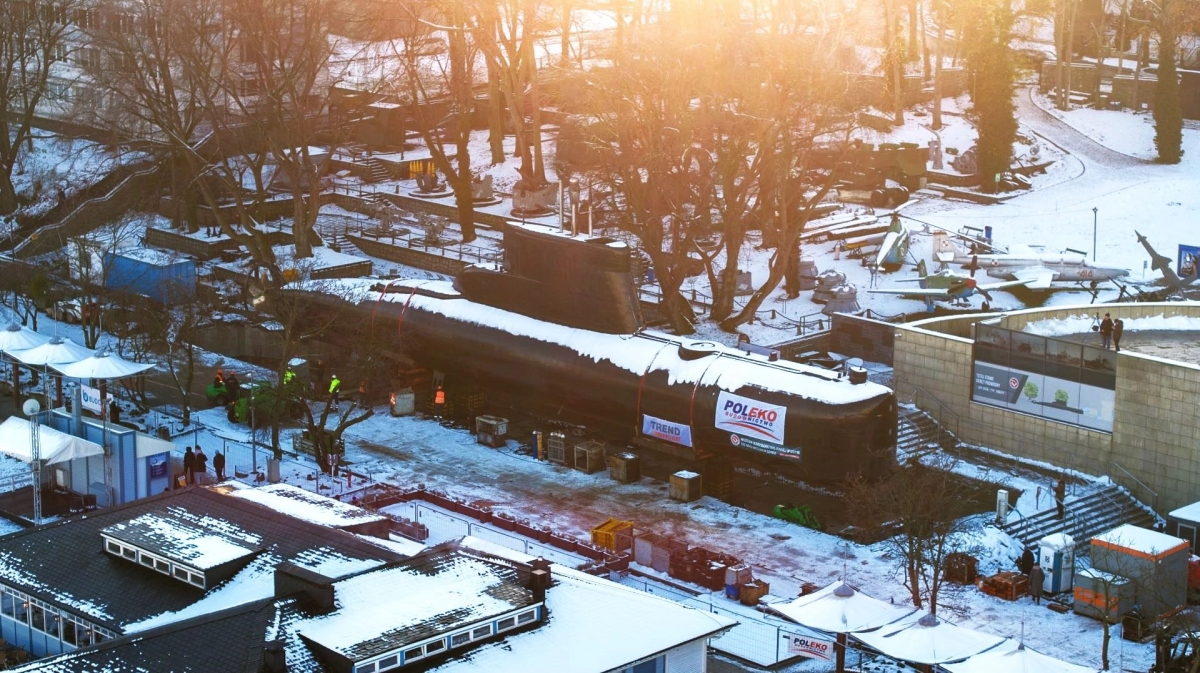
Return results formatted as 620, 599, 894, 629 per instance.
329, 374, 341, 409
283, 368, 295, 386
434, 385, 445, 419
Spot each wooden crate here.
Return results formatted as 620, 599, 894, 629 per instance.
982, 571, 1029, 601
945, 553, 979, 585
633, 532, 662, 568
591, 518, 634, 552
574, 441, 606, 474
607, 452, 641, 484
739, 579, 771, 606
669, 471, 703, 502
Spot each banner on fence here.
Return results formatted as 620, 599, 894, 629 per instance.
784, 633, 835, 661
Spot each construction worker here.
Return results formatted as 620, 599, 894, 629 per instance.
283, 367, 295, 386
329, 374, 341, 409
213, 367, 225, 388
434, 385, 445, 419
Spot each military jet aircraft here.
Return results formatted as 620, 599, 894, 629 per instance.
933, 232, 1130, 289
869, 261, 1032, 311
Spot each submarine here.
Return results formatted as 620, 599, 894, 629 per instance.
286, 221, 897, 481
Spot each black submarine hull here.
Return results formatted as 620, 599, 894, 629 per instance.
300, 280, 897, 482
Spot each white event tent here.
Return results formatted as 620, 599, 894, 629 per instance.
941, 640, 1102, 673
0, 417, 104, 465
772, 580, 915, 671
853, 611, 1006, 666
0, 323, 49, 354
51, 350, 154, 379
14, 336, 94, 367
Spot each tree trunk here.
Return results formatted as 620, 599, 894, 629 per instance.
1154, 4, 1183, 164
933, 2, 945, 129
487, 66, 506, 165
1101, 620, 1110, 670
921, 3, 931, 81
0, 178, 18, 216
908, 0, 920, 58
560, 0, 574, 67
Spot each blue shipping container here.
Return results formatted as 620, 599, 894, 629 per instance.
103, 252, 196, 304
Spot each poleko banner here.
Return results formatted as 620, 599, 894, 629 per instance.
715, 391, 786, 445
641, 414, 693, 447
81, 385, 103, 414
785, 634, 834, 661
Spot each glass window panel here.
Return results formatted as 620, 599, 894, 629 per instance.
497, 617, 516, 631
31, 605, 46, 632
47, 611, 61, 639
15, 596, 28, 622
106, 541, 121, 554
355, 664, 376, 673
76, 625, 93, 647
471, 625, 491, 639
517, 609, 536, 624
2, 590, 14, 617
379, 654, 398, 668
404, 647, 423, 661
451, 632, 470, 647
425, 639, 445, 653
174, 567, 189, 580
62, 619, 77, 646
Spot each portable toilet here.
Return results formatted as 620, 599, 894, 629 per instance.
1039, 532, 1076, 594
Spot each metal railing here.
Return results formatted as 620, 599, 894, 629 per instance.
0, 473, 35, 495
1110, 461, 1159, 513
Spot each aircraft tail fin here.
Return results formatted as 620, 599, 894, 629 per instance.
933, 231, 962, 263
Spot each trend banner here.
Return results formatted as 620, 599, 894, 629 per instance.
641, 415, 693, 447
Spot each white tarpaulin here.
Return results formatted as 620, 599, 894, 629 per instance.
772, 580, 914, 634
0, 323, 48, 355
14, 337, 93, 366
942, 640, 1100, 673
852, 611, 1006, 665
0, 417, 104, 465
52, 351, 154, 379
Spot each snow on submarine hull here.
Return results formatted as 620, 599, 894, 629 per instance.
290, 275, 897, 482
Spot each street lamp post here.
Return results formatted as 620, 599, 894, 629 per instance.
1093, 207, 1099, 259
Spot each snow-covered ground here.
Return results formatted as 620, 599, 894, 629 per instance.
7, 132, 143, 219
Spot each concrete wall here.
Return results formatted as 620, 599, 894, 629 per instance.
894, 302, 1200, 513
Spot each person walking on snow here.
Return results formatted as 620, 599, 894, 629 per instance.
213, 451, 226, 482
329, 374, 342, 409
183, 447, 196, 485
1055, 477, 1067, 520
1017, 547, 1035, 576
1099, 313, 1114, 349
1029, 563, 1045, 605
1113, 318, 1124, 352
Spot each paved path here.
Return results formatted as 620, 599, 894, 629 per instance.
1015, 86, 1147, 170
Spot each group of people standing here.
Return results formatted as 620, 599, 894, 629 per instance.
1016, 547, 1047, 605
181, 445, 226, 485
1098, 313, 1125, 351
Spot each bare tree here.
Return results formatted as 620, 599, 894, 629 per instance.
847, 453, 979, 615
0, 0, 80, 214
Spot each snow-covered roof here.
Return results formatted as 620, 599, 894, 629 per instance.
1093, 524, 1188, 558
852, 611, 1006, 665
942, 639, 1101, 673
1077, 567, 1127, 583
772, 580, 915, 634
353, 278, 889, 406
228, 483, 387, 529
1039, 532, 1075, 549
296, 548, 541, 662
101, 512, 261, 571
422, 538, 737, 673
1169, 501, 1200, 524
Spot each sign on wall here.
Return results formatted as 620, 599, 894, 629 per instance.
148, 455, 168, 479
971, 324, 1115, 433
784, 633, 835, 661
641, 415, 693, 447
715, 391, 786, 445
81, 385, 103, 414
1178, 244, 1200, 278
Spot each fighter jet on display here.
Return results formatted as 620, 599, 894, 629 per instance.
1136, 230, 1199, 290
873, 214, 912, 271
869, 261, 1032, 312
932, 232, 1130, 289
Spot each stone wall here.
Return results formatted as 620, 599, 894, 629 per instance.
1038, 61, 1100, 95
831, 313, 895, 365
894, 302, 1200, 513
1111, 75, 1158, 111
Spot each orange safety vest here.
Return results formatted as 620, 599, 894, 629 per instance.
434, 388, 445, 405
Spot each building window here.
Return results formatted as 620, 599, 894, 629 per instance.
425, 639, 445, 654
403, 647, 423, 662
173, 567, 189, 581
1, 590, 14, 618
471, 625, 491, 639
155, 559, 170, 573
106, 541, 121, 555
122, 547, 136, 560
139, 553, 155, 568
496, 617, 516, 631
517, 609, 537, 624
188, 573, 205, 588
355, 664, 376, 673
14, 596, 28, 624
450, 632, 470, 647
378, 654, 398, 670
623, 655, 665, 673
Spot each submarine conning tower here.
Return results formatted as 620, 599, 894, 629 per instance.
453, 222, 645, 334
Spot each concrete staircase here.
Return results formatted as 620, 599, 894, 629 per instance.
1000, 482, 1160, 550
898, 406, 958, 458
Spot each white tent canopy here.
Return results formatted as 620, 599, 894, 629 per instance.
772, 580, 915, 634
852, 611, 1006, 665
51, 350, 154, 379
13, 337, 94, 366
941, 640, 1101, 673
0, 417, 104, 465
0, 323, 49, 355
